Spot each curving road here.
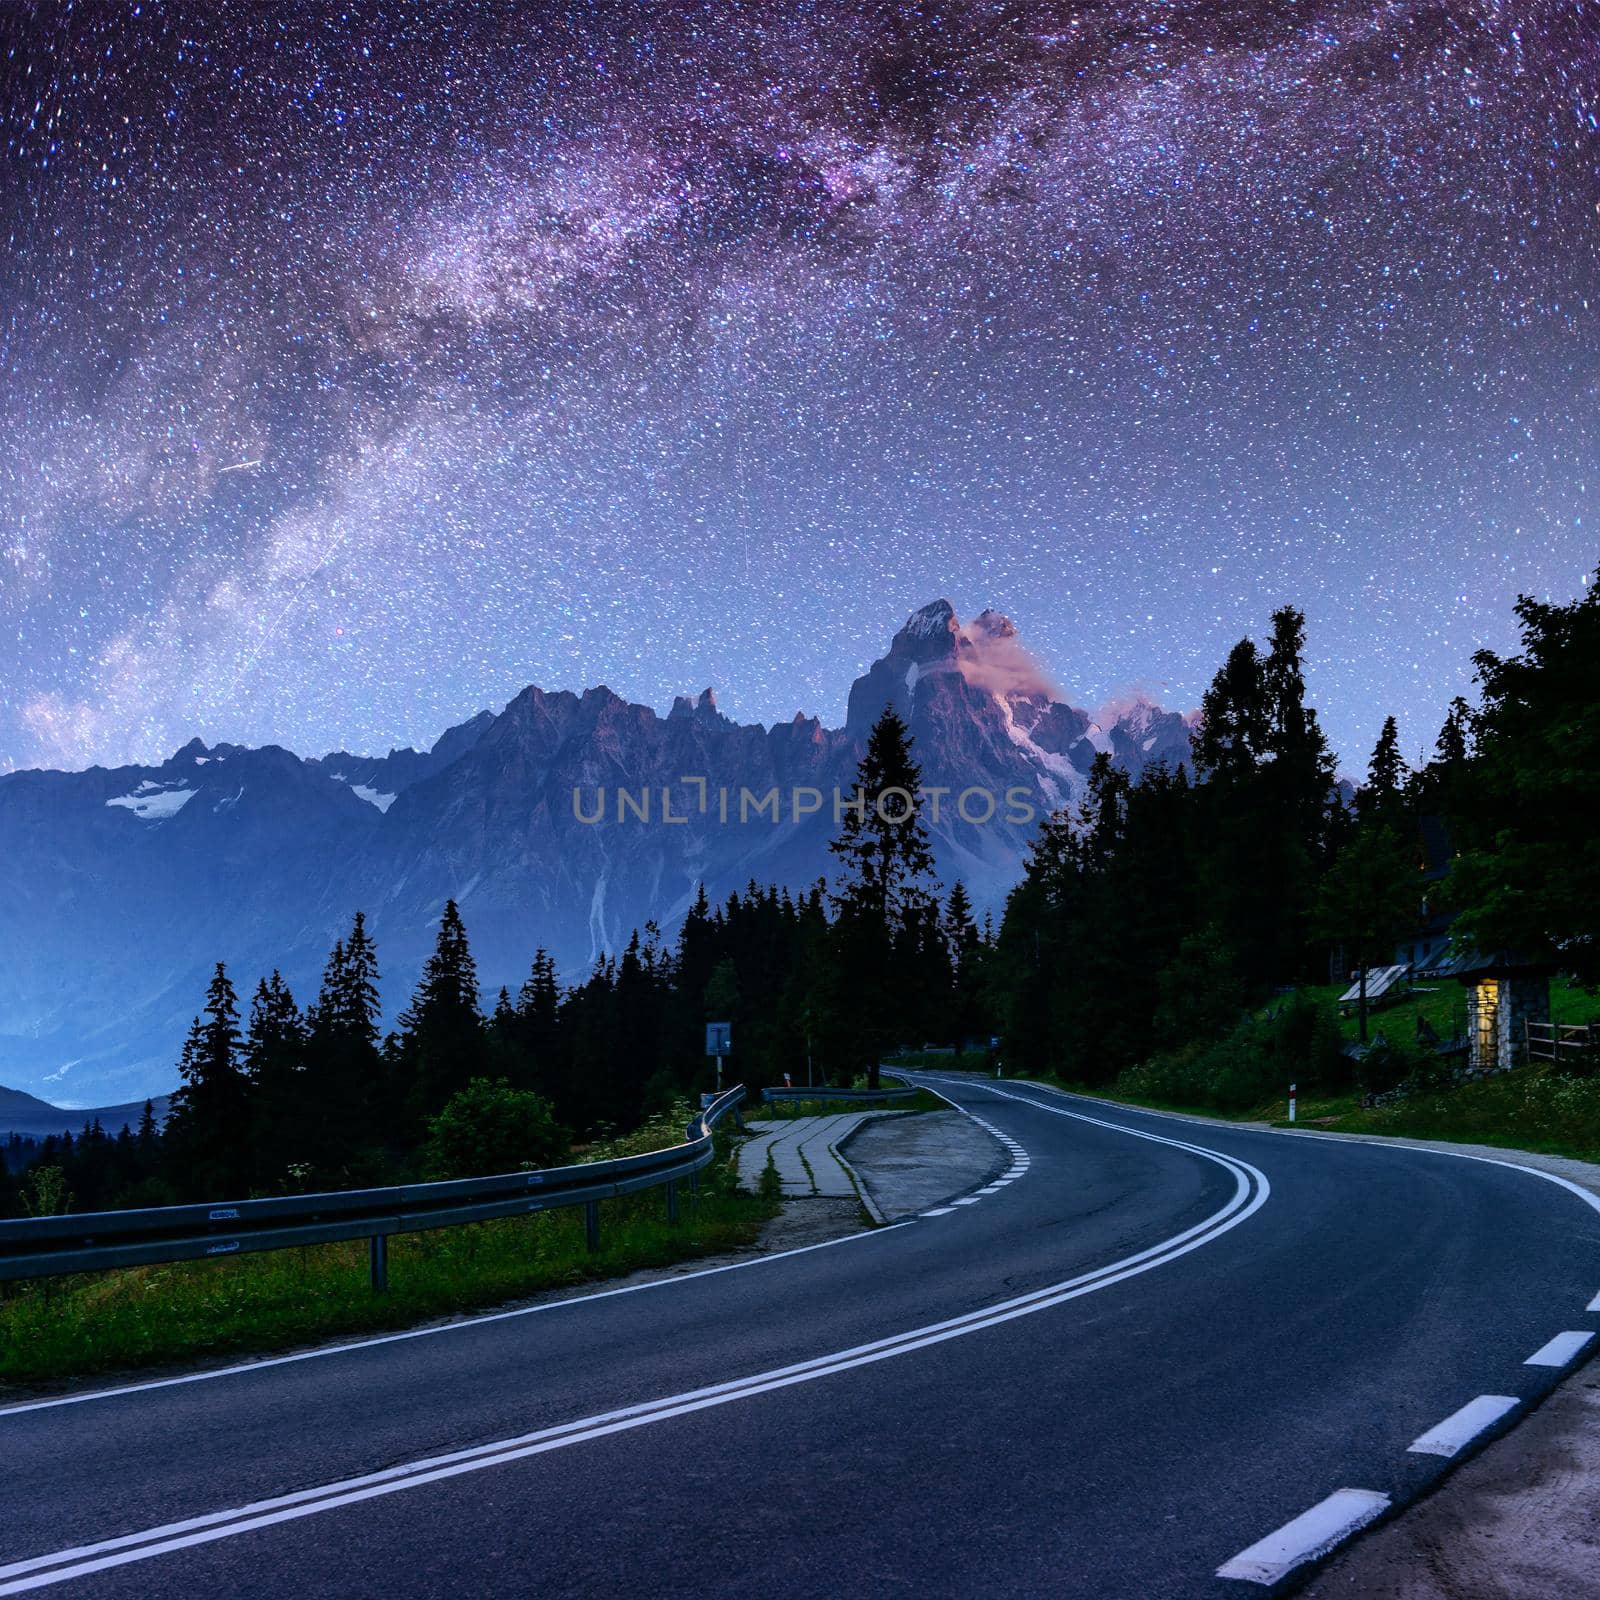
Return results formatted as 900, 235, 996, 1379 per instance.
3, 1075, 1599, 1599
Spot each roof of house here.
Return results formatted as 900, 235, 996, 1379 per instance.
1431, 947, 1552, 981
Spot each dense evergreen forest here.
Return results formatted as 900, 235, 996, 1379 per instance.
4, 575, 1595, 1218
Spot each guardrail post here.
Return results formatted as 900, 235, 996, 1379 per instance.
689, 1169, 700, 1203
584, 1201, 600, 1252
369, 1234, 389, 1292
666, 1179, 679, 1225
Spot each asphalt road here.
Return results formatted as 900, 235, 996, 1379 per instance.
4, 1075, 1599, 1600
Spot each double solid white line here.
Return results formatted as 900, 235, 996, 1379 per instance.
0, 1098, 1270, 1595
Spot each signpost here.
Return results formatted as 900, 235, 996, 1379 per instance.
706, 1021, 732, 1092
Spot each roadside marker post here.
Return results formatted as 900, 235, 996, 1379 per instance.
1288, 1083, 1297, 1123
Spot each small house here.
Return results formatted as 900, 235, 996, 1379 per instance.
1432, 949, 1552, 1074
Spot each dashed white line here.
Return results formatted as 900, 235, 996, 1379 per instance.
901, 1100, 1036, 1222
1524, 1330, 1595, 1367
1216, 1488, 1391, 1586
1587, 1290, 1600, 1313
1407, 1395, 1519, 1457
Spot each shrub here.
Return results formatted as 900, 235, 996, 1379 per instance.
1354, 1038, 1414, 1097
1114, 992, 1352, 1111
422, 1078, 569, 1180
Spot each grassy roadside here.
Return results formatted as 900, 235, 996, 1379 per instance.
1019, 1069, 1600, 1169
0, 1111, 781, 1391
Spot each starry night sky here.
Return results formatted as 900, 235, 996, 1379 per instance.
3, 0, 1597, 777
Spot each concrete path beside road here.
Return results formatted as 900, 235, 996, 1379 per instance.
735, 1113, 912, 1200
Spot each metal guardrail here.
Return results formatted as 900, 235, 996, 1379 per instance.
0, 1086, 748, 1291
759, 1076, 917, 1106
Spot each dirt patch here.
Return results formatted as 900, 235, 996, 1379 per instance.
754, 1196, 871, 1250
1303, 1368, 1600, 1599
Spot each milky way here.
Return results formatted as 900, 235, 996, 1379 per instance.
3, 0, 1597, 775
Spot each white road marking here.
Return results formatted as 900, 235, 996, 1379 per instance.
1587, 1290, 1600, 1312
1216, 1488, 1390, 1585
1, 1094, 1270, 1595
973, 1076, 1600, 1224
1524, 1330, 1595, 1367
951, 1198, 980, 1206
921, 1207, 956, 1216
1407, 1395, 1519, 1457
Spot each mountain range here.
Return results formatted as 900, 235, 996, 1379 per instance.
0, 601, 1194, 1106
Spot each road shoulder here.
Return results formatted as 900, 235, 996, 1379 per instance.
840, 1108, 1009, 1218
1302, 1362, 1600, 1599
1010, 1078, 1600, 1203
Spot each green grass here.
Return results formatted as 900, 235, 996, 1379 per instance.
1301, 973, 1600, 1044
1263, 1070, 1600, 1165
0, 1114, 778, 1392
1047, 1068, 1600, 1170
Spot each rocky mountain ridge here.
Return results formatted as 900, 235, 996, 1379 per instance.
0, 601, 1194, 1103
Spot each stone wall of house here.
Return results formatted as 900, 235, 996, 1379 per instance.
1499, 973, 1552, 1068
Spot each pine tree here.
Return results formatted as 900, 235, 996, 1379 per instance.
164, 963, 250, 1197
1367, 716, 1406, 796
829, 704, 939, 927
398, 899, 486, 1119
1435, 697, 1474, 766
1358, 715, 1408, 823
518, 949, 561, 1027
944, 881, 976, 954
492, 986, 516, 1030
1262, 605, 1338, 846
340, 911, 382, 1048
1412, 697, 1475, 814
244, 971, 306, 1188
305, 914, 387, 1157
312, 938, 346, 1037
1192, 608, 1337, 990
136, 1098, 159, 1159
512, 948, 564, 1100
1192, 638, 1268, 783
828, 705, 941, 1086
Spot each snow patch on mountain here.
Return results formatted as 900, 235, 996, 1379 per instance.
105, 784, 197, 820
993, 693, 1074, 810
